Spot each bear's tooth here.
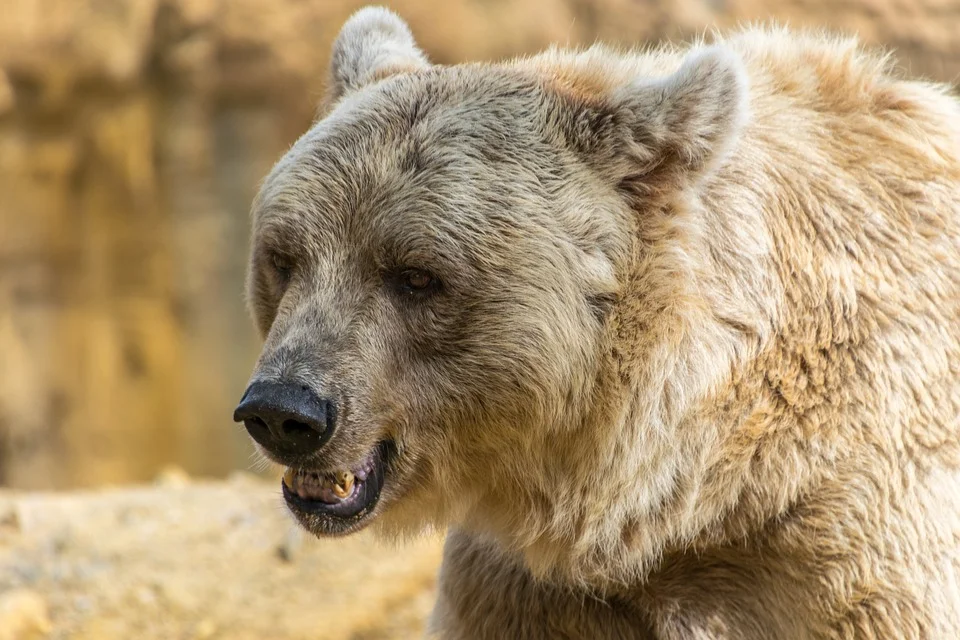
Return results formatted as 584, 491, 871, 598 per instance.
333, 471, 355, 498
283, 468, 295, 489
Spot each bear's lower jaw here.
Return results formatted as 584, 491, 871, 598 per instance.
281, 440, 395, 536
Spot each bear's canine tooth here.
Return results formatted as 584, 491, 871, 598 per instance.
333, 471, 355, 498
283, 468, 295, 489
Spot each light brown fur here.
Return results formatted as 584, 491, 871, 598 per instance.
243, 7, 960, 638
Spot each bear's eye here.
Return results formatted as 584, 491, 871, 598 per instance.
394, 268, 440, 296
269, 252, 294, 282
272, 253, 292, 272
405, 269, 433, 290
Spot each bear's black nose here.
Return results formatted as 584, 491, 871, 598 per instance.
233, 381, 336, 458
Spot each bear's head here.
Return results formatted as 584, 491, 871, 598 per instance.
236, 7, 750, 576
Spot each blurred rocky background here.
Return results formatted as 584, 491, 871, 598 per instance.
1, 0, 958, 491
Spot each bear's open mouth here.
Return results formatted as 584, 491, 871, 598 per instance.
281, 440, 394, 535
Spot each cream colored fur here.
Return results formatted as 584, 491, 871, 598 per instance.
244, 7, 960, 638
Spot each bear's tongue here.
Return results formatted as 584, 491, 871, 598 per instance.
284, 469, 355, 503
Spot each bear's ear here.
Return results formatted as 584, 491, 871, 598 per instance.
325, 7, 429, 105
572, 45, 749, 188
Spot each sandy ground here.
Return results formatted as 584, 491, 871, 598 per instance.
0, 471, 444, 640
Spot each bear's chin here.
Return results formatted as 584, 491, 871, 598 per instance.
281, 440, 396, 537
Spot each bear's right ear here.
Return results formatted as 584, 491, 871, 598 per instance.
325, 7, 429, 105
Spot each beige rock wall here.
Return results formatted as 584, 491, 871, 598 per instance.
1, 0, 958, 489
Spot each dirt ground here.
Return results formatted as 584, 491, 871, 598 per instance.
0, 471, 444, 640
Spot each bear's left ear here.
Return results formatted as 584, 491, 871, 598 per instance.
570, 45, 749, 187
325, 7, 430, 105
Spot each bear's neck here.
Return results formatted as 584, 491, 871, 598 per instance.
503, 133, 922, 588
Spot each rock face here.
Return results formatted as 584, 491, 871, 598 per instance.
0, 474, 444, 639
1, 0, 958, 489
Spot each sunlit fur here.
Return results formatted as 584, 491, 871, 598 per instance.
244, 7, 960, 639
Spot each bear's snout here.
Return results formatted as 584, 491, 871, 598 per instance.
233, 380, 337, 460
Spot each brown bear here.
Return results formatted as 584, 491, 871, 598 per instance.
233, 7, 960, 639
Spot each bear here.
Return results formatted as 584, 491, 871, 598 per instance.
233, 6, 960, 639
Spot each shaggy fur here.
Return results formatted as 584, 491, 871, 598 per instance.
243, 7, 960, 638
